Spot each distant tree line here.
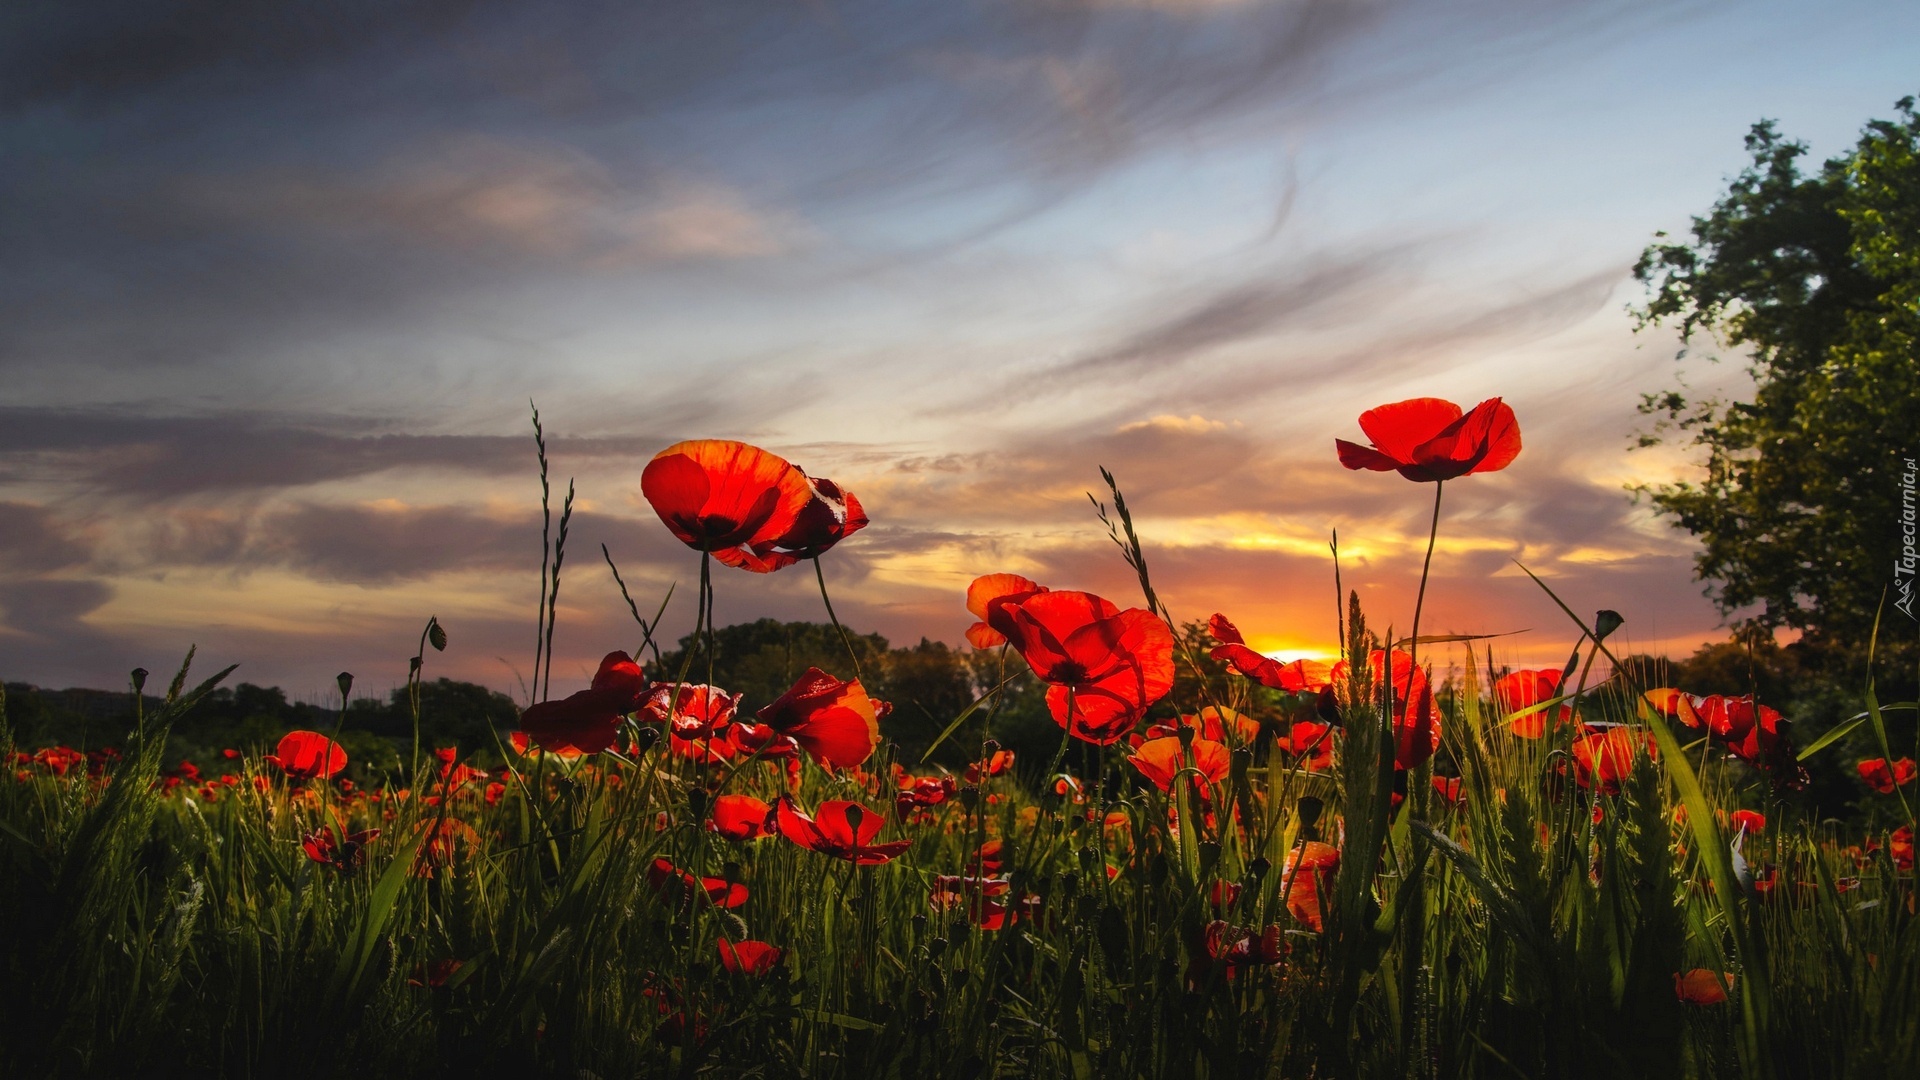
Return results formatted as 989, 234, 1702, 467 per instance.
4, 612, 1906, 817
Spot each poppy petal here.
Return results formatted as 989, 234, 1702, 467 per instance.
965, 621, 1006, 649
1334, 438, 1406, 472
1357, 398, 1463, 462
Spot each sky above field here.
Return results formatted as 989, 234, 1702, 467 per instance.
1, 0, 1915, 703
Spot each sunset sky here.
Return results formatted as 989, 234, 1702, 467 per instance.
2, 1, 1915, 704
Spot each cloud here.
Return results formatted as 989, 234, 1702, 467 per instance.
1063, 250, 1407, 377
0, 1, 494, 111
0, 407, 672, 497
0, 502, 93, 573
198, 138, 805, 265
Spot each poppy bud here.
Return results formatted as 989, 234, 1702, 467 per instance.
1247, 856, 1270, 881
911, 914, 928, 935
1177, 724, 1196, 748
131, 668, 148, 693
631, 726, 661, 753
1594, 610, 1624, 642
959, 786, 980, 811
927, 937, 947, 959
337, 671, 354, 698
1198, 841, 1221, 877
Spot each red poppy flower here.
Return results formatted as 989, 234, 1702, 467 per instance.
413, 818, 479, 878
1147, 706, 1262, 746
963, 573, 1049, 649
1206, 614, 1333, 693
264, 731, 348, 780
431, 747, 488, 793
971, 838, 1006, 875
1674, 969, 1733, 1004
1328, 650, 1442, 770
641, 439, 815, 554
1730, 809, 1765, 834
1710, 697, 1807, 789
1493, 669, 1569, 739
1685, 694, 1771, 743
641, 682, 742, 738
508, 729, 579, 760
717, 939, 783, 976
754, 668, 881, 770
301, 824, 380, 874
1643, 688, 1704, 726
1127, 736, 1231, 795
1891, 825, 1914, 872
1204, 921, 1283, 967
1859, 757, 1919, 793
931, 874, 1014, 929
774, 797, 911, 864
895, 772, 958, 807
647, 857, 748, 909
1274, 721, 1336, 772
964, 749, 1015, 784
716, 473, 868, 573
1567, 727, 1657, 794
1334, 397, 1522, 482
516, 651, 649, 756
1433, 776, 1465, 808
709, 794, 774, 840
995, 590, 1174, 745
671, 723, 746, 765
1283, 841, 1340, 932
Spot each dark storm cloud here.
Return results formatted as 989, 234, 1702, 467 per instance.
0, 578, 121, 685
0, 502, 93, 573
0, 407, 668, 496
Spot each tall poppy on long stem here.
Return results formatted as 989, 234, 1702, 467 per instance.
643, 439, 817, 692
1336, 397, 1521, 730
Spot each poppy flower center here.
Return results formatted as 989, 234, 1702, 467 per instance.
1047, 660, 1089, 684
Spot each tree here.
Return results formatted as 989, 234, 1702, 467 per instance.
1632, 96, 1920, 652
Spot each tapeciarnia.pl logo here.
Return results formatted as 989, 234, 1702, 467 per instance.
1899, 455, 1917, 620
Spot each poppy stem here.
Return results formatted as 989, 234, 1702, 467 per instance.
813, 556, 864, 682
1407, 481, 1444, 680
1047, 688, 1077, 779
701, 551, 715, 690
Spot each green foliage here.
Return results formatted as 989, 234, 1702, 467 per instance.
2, 617, 1917, 1077
1632, 96, 1920, 651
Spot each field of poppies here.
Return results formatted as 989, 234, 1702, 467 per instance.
1, 398, 1915, 1079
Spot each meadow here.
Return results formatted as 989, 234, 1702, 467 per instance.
1, 399, 1914, 1079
